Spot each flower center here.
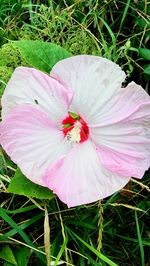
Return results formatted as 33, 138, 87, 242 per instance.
62, 112, 89, 143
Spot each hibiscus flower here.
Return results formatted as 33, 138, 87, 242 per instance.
0, 55, 150, 207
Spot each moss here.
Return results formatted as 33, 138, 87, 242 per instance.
0, 66, 13, 97
0, 43, 29, 97
0, 43, 27, 68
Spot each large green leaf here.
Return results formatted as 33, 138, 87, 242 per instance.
13, 40, 71, 73
7, 168, 55, 200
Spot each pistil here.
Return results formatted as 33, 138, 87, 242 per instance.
62, 113, 89, 143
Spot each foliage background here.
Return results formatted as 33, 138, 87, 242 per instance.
0, 1, 150, 265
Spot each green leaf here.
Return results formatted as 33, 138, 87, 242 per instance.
4, 263, 14, 266
13, 40, 71, 73
7, 168, 54, 200
138, 48, 150, 61
0, 153, 6, 174
143, 64, 150, 75
14, 247, 30, 266
0, 246, 17, 265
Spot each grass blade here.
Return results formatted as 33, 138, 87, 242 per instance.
44, 206, 50, 266
0, 207, 46, 264
67, 228, 118, 266
54, 238, 68, 266
0, 213, 44, 241
120, 0, 131, 29
135, 211, 145, 266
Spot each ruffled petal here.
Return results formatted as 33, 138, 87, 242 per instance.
0, 105, 70, 186
2, 67, 72, 124
51, 55, 126, 124
43, 141, 129, 207
90, 82, 150, 178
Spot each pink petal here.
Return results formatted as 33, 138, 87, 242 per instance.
0, 105, 70, 186
90, 82, 150, 178
2, 67, 72, 124
51, 55, 126, 124
43, 141, 129, 207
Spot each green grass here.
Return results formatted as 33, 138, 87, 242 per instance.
0, 0, 150, 265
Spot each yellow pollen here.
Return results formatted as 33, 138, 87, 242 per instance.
66, 122, 81, 143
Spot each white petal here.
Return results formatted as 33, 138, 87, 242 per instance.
51, 55, 126, 124
2, 67, 72, 124
90, 82, 150, 178
0, 105, 70, 186
43, 141, 129, 207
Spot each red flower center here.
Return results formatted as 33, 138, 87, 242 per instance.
62, 112, 89, 143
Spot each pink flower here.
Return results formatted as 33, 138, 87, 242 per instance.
0, 55, 150, 207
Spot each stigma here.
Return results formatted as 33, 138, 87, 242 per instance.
66, 121, 81, 143
62, 113, 89, 143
